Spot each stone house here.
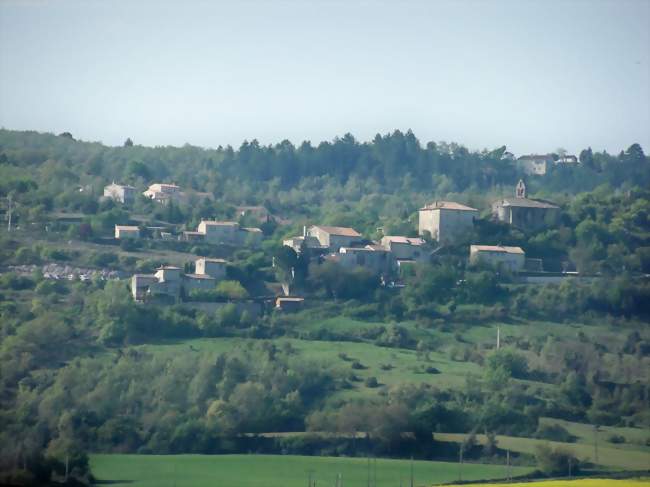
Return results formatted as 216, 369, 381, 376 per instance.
307, 225, 363, 251
380, 236, 428, 262
103, 183, 136, 204
195, 257, 227, 280
283, 235, 324, 253
337, 245, 393, 274
130, 257, 229, 302
470, 245, 525, 272
418, 201, 478, 244
516, 155, 553, 175
191, 220, 263, 246
492, 180, 559, 231
114, 225, 140, 239
143, 183, 183, 204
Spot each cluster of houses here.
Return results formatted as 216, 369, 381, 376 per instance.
131, 257, 227, 302
123, 178, 560, 305
281, 180, 558, 276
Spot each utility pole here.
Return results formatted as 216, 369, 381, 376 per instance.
594, 425, 599, 465
410, 455, 414, 487
64, 453, 69, 482
373, 457, 377, 487
458, 445, 463, 482
506, 449, 510, 480
497, 326, 501, 350
6, 194, 14, 232
367, 455, 370, 487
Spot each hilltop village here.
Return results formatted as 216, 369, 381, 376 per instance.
106, 178, 567, 308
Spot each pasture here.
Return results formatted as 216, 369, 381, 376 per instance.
90, 453, 532, 487
433, 433, 650, 471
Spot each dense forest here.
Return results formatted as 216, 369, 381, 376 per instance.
0, 129, 649, 484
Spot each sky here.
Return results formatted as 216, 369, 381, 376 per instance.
0, 0, 648, 155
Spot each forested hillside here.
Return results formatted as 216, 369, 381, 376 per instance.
1, 129, 649, 484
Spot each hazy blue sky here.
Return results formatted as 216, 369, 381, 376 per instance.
1, 0, 648, 155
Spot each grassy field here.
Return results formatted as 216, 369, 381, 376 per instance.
138, 335, 483, 397
457, 480, 650, 487
433, 433, 650, 471
90, 454, 532, 487
538, 417, 650, 451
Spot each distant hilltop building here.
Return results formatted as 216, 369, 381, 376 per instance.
418, 201, 478, 244
516, 154, 554, 175
556, 154, 579, 165
492, 180, 559, 231
103, 182, 135, 204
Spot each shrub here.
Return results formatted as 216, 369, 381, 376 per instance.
535, 445, 579, 476
607, 434, 625, 444
351, 360, 366, 370
365, 377, 379, 388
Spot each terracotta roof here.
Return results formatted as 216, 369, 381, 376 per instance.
420, 201, 478, 212
471, 245, 525, 255
382, 236, 426, 246
115, 225, 139, 231
498, 198, 558, 209
312, 225, 362, 237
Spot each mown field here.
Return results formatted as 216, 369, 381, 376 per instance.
90, 454, 532, 487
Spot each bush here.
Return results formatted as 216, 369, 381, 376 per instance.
607, 434, 625, 444
535, 445, 579, 476
365, 377, 379, 388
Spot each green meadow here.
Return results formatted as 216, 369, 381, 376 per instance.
90, 454, 532, 487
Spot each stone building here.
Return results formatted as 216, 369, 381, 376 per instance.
380, 236, 428, 262
114, 225, 140, 239
195, 257, 227, 280
516, 155, 553, 175
306, 225, 363, 251
336, 245, 393, 274
185, 220, 263, 246
130, 257, 229, 302
103, 183, 136, 204
469, 245, 525, 272
492, 180, 559, 231
143, 183, 183, 204
418, 201, 478, 244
